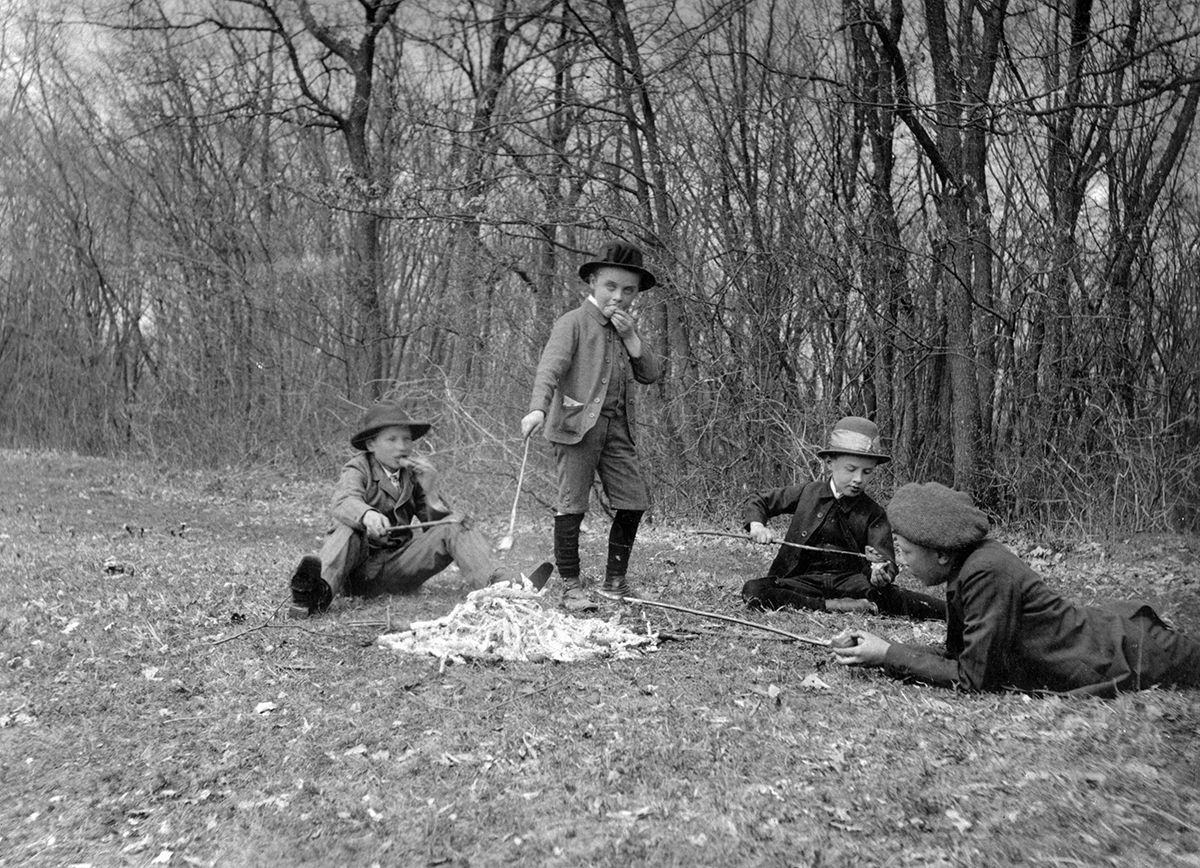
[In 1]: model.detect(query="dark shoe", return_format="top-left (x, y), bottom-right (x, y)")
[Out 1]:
top-left (599, 575), bottom-right (635, 600)
top-left (289, 555), bottom-right (332, 616)
top-left (560, 575), bottom-right (598, 612)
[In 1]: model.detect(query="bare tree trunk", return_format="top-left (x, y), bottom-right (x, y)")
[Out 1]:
top-left (866, 0), bottom-right (1007, 496)
top-left (604, 0), bottom-right (696, 466)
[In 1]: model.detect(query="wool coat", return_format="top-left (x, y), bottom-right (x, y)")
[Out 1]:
top-left (528, 300), bottom-right (662, 445)
top-left (319, 452), bottom-right (501, 597)
top-left (742, 480), bottom-right (894, 579)
top-left (882, 539), bottom-right (1200, 694)
top-left (329, 452), bottom-right (449, 543)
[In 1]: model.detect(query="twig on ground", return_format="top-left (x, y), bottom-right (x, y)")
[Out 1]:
top-left (210, 621), bottom-right (272, 646)
top-left (484, 673), bottom-right (573, 709)
top-left (209, 607), bottom-right (375, 645)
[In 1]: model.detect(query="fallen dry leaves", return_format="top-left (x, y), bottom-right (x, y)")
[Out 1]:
top-left (1, 450), bottom-right (1198, 866)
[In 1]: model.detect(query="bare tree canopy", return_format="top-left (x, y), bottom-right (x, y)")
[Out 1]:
top-left (3, 0), bottom-right (1199, 530)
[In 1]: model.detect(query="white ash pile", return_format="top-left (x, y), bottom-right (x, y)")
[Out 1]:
top-left (377, 581), bottom-right (656, 665)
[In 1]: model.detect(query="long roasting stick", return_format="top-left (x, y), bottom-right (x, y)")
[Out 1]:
top-left (620, 596), bottom-right (831, 648)
top-left (690, 529), bottom-right (872, 562)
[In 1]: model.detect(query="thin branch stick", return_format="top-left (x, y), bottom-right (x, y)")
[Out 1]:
top-left (210, 621), bottom-right (272, 646)
top-left (690, 529), bottom-right (872, 561)
top-left (383, 517), bottom-right (463, 539)
top-left (620, 597), bottom-right (831, 648)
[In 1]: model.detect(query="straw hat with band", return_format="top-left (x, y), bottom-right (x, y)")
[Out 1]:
top-left (350, 402), bottom-right (432, 451)
top-left (578, 241), bottom-right (658, 291)
top-left (816, 416), bottom-right (890, 464)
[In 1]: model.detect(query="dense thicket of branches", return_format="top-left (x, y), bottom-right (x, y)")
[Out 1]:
top-left (2, 0), bottom-right (1198, 530)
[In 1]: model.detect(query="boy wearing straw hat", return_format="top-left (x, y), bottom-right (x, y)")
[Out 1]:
top-left (833, 482), bottom-right (1200, 695)
top-left (520, 241), bottom-right (662, 607)
top-left (288, 401), bottom-right (548, 617)
top-left (740, 416), bottom-right (945, 620)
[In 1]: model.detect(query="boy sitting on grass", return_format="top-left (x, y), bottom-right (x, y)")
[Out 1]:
top-left (289, 401), bottom-right (549, 617)
top-left (740, 416), bottom-right (945, 621)
top-left (832, 481), bottom-right (1200, 695)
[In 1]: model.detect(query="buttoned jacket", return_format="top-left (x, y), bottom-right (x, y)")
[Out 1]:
top-left (528, 300), bottom-right (662, 445)
top-left (742, 479), bottom-right (894, 579)
top-left (329, 453), bottom-right (449, 543)
top-left (883, 539), bottom-right (1168, 694)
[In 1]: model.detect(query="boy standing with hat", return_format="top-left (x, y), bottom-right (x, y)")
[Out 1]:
top-left (289, 401), bottom-right (549, 616)
top-left (740, 416), bottom-right (945, 620)
top-left (833, 482), bottom-right (1200, 695)
top-left (520, 240), bottom-right (662, 607)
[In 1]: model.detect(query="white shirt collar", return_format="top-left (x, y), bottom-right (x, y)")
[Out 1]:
top-left (830, 478), bottom-right (844, 499)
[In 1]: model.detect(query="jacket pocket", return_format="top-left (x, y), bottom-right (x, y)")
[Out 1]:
top-left (559, 395), bottom-right (588, 433)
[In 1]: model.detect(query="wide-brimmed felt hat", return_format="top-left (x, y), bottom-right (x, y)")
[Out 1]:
top-left (816, 416), bottom-right (890, 463)
top-left (577, 241), bottom-right (657, 291)
top-left (887, 482), bottom-right (989, 551)
top-left (350, 402), bottom-right (432, 451)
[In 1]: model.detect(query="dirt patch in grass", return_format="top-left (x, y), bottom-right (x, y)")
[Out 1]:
top-left (2, 449), bottom-right (1199, 866)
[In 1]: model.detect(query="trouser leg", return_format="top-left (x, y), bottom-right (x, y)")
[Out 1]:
top-left (442, 524), bottom-right (501, 587)
top-left (355, 524), bottom-right (497, 596)
top-left (319, 523), bottom-right (365, 599)
top-left (742, 577), bottom-right (827, 611)
top-left (1155, 624), bottom-right (1200, 688)
top-left (606, 509), bottom-right (643, 580)
top-left (1129, 614), bottom-right (1200, 689)
top-left (594, 416), bottom-right (651, 512)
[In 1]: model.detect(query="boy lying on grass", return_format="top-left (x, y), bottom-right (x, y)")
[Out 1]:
top-left (289, 400), bottom-right (549, 617)
top-left (832, 481), bottom-right (1200, 696)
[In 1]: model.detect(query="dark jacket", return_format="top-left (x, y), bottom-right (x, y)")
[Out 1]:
top-left (883, 539), bottom-right (1186, 694)
top-left (528, 300), bottom-right (662, 445)
top-left (742, 480), bottom-right (894, 579)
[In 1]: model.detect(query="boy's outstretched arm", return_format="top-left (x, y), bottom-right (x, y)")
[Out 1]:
top-left (833, 629), bottom-right (963, 689)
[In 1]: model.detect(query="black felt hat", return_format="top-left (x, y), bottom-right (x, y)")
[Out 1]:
top-left (577, 241), bottom-right (657, 291)
top-left (350, 402), bottom-right (432, 451)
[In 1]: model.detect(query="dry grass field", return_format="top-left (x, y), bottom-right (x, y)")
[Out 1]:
top-left (2, 449), bottom-right (1198, 867)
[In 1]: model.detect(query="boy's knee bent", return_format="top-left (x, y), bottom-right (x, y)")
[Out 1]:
top-left (742, 576), bottom-right (776, 607)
